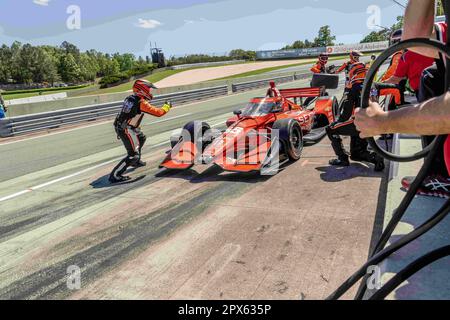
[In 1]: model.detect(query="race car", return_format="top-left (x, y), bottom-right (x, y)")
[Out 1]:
top-left (160, 76), bottom-right (339, 175)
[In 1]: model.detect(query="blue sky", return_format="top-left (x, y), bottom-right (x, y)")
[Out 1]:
top-left (0, 0), bottom-right (404, 56)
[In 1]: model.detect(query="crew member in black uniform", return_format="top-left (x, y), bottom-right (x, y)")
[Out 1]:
top-left (109, 79), bottom-right (172, 183)
top-left (326, 56), bottom-right (385, 172)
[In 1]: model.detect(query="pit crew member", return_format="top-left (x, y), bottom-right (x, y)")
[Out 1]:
top-left (109, 79), bottom-right (172, 183)
top-left (266, 81), bottom-right (281, 97)
top-left (310, 53), bottom-right (329, 74)
top-left (326, 60), bottom-right (385, 171)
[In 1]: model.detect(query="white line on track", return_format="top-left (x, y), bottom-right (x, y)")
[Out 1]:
top-left (1, 78), bottom-right (319, 202)
top-left (148, 113), bottom-right (192, 125)
top-left (0, 114), bottom-right (231, 204)
top-left (0, 121), bottom-right (112, 146)
top-left (0, 141), bottom-right (171, 204)
top-left (0, 159), bottom-right (117, 203)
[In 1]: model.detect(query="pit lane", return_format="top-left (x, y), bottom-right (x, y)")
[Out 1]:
top-left (0, 75), bottom-right (386, 300)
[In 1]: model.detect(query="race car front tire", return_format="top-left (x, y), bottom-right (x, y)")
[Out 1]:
top-left (272, 119), bottom-right (303, 161)
top-left (177, 121), bottom-right (212, 152)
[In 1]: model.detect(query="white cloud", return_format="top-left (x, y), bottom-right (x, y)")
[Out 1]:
top-left (33, 0), bottom-right (50, 6)
top-left (135, 18), bottom-right (162, 29)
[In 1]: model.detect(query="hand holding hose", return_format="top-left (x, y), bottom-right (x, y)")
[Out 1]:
top-left (354, 102), bottom-right (388, 139)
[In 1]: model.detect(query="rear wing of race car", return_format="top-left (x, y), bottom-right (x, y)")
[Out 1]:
top-left (279, 87), bottom-right (325, 99)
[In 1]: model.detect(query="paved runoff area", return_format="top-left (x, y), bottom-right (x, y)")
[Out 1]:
top-left (155, 59), bottom-right (316, 88)
top-left (0, 78), bottom-right (388, 300)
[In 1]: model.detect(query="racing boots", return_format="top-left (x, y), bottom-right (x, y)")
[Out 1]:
top-left (131, 160), bottom-right (147, 168)
top-left (329, 157), bottom-right (350, 167)
top-left (109, 174), bottom-right (131, 184)
top-left (328, 133), bottom-right (350, 167)
top-left (350, 137), bottom-right (385, 172)
top-left (373, 155), bottom-right (386, 172)
top-left (350, 152), bottom-right (385, 172)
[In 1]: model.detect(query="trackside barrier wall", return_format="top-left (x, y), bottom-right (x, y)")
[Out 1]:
top-left (231, 75), bottom-right (296, 93)
top-left (0, 86), bottom-right (228, 137)
top-left (294, 73), bottom-right (311, 81)
top-left (5, 70), bottom-right (309, 117)
top-left (0, 119), bottom-right (13, 138)
top-left (0, 71), bottom-right (313, 137)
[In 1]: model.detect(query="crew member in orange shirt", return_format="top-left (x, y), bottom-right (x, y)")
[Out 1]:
top-left (310, 53), bottom-right (329, 73)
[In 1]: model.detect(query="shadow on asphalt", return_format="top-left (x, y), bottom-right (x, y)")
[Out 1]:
top-left (155, 163), bottom-right (281, 184)
top-left (315, 162), bottom-right (385, 183)
top-left (90, 174), bottom-right (147, 189)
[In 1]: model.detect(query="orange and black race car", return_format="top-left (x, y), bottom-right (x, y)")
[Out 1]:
top-left (160, 76), bottom-right (339, 175)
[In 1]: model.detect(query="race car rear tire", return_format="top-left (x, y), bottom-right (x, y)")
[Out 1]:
top-left (172, 121), bottom-right (211, 151)
top-left (272, 119), bottom-right (303, 161)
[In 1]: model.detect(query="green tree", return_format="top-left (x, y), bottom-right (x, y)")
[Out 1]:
top-left (96, 54), bottom-right (120, 77)
top-left (360, 16), bottom-right (404, 43)
top-left (113, 53), bottom-right (135, 72)
top-left (11, 43), bottom-right (37, 84)
top-left (360, 31), bottom-right (388, 43)
top-left (292, 40), bottom-right (306, 49)
top-left (229, 49), bottom-right (256, 61)
top-left (78, 53), bottom-right (98, 81)
top-left (34, 48), bottom-right (60, 84)
top-left (313, 25), bottom-right (336, 47)
top-left (0, 45), bottom-right (12, 83)
top-left (104, 58), bottom-right (120, 76)
top-left (282, 26), bottom-right (333, 51)
top-left (60, 41), bottom-right (80, 58)
top-left (0, 41), bottom-right (161, 85)
top-left (59, 53), bottom-right (81, 83)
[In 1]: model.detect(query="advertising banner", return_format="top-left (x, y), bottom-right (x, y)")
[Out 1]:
top-left (256, 47), bottom-right (326, 60)
top-left (326, 41), bottom-right (389, 55)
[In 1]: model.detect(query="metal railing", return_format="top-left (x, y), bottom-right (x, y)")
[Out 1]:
top-left (231, 75), bottom-right (297, 93)
top-left (0, 86), bottom-right (228, 137)
top-left (0, 71), bottom-right (313, 138)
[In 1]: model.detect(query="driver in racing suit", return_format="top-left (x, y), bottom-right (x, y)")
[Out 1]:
top-left (109, 79), bottom-right (172, 183)
top-left (326, 56), bottom-right (385, 171)
top-left (266, 81), bottom-right (281, 97)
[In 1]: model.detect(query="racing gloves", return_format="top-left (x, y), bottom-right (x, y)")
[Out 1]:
top-left (162, 101), bottom-right (172, 113)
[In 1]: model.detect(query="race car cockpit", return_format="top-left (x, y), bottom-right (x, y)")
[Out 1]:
top-left (240, 99), bottom-right (283, 117)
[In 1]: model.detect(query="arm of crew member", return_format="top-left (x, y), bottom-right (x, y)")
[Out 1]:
top-left (311, 64), bottom-right (321, 73)
top-left (355, 92), bottom-right (450, 138)
top-left (385, 57), bottom-right (408, 84)
top-left (402, 0), bottom-right (439, 58)
top-left (336, 63), bottom-right (347, 73)
top-left (385, 75), bottom-right (405, 85)
top-left (140, 99), bottom-right (171, 117)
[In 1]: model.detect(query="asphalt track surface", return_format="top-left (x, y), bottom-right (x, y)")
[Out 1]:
top-left (0, 75), bottom-right (387, 300)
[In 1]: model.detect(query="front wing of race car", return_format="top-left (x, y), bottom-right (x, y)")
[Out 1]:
top-left (159, 128), bottom-right (278, 173)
